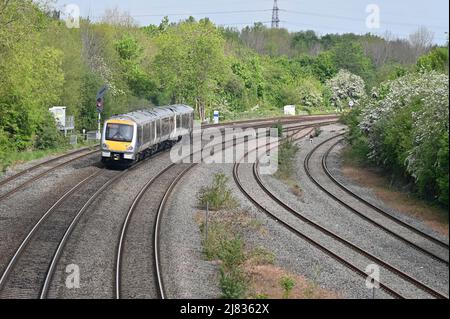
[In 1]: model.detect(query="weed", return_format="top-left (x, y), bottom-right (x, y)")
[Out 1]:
top-left (280, 276), bottom-right (296, 299)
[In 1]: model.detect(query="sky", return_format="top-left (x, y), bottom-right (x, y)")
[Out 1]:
top-left (55, 0), bottom-right (449, 44)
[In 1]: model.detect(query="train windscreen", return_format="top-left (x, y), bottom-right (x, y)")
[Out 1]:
top-left (105, 123), bottom-right (133, 142)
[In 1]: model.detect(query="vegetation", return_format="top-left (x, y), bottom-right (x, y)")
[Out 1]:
top-left (1, 1), bottom-right (446, 170)
top-left (344, 66), bottom-right (449, 208)
top-left (280, 276), bottom-right (296, 299)
top-left (197, 173), bottom-right (238, 210)
top-left (275, 138), bottom-right (300, 180)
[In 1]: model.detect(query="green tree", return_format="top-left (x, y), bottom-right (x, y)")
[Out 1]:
top-left (153, 19), bottom-right (227, 120)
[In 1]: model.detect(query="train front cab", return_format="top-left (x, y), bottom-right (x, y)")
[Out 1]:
top-left (101, 119), bottom-right (137, 164)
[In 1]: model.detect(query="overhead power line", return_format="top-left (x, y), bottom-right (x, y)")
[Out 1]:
top-left (281, 9), bottom-right (448, 30)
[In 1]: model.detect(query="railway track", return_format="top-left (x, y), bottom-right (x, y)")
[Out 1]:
top-left (0, 149), bottom-right (168, 299)
top-left (323, 137), bottom-right (449, 250)
top-left (0, 147), bottom-right (100, 202)
top-left (0, 117), bottom-right (336, 299)
top-left (0, 117), bottom-right (336, 204)
top-left (202, 114), bottom-right (339, 129)
top-left (0, 146), bottom-right (97, 188)
top-left (304, 135), bottom-right (449, 265)
top-left (249, 130), bottom-right (448, 299)
top-left (115, 163), bottom-right (194, 299)
top-left (233, 128), bottom-right (404, 299)
top-left (114, 122), bottom-right (317, 299)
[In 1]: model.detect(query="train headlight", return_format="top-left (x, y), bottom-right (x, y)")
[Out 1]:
top-left (102, 143), bottom-right (108, 150)
top-left (127, 145), bottom-right (134, 151)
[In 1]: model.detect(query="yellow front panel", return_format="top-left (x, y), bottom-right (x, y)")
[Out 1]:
top-left (105, 140), bottom-right (130, 152)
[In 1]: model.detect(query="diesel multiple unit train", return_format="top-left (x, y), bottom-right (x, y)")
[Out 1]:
top-left (101, 104), bottom-right (194, 165)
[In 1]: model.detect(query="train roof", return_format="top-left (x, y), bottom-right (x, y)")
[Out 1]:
top-left (108, 104), bottom-right (193, 124)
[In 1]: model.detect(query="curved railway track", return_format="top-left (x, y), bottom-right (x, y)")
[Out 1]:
top-left (232, 129), bottom-right (405, 299)
top-left (250, 131), bottom-right (448, 299)
top-left (0, 146), bottom-right (97, 188)
top-left (0, 149), bottom-right (166, 299)
top-left (304, 135), bottom-right (449, 265)
top-left (115, 163), bottom-right (194, 299)
top-left (0, 147), bottom-right (100, 202)
top-left (323, 137), bottom-right (449, 249)
top-left (114, 122), bottom-right (321, 299)
top-left (0, 117), bottom-right (337, 299)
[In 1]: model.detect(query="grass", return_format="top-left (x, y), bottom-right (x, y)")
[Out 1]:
top-left (341, 144), bottom-right (449, 235)
top-left (280, 276), bottom-right (296, 299)
top-left (275, 138), bottom-right (299, 181)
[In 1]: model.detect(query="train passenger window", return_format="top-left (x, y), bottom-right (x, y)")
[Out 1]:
top-left (162, 117), bottom-right (170, 136)
top-left (137, 126), bottom-right (143, 144)
top-left (156, 119), bottom-right (161, 136)
top-left (150, 121), bottom-right (154, 141)
top-left (143, 123), bottom-right (150, 141)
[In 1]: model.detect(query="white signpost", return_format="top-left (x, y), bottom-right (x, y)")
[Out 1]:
top-left (213, 110), bottom-right (219, 124)
top-left (49, 106), bottom-right (75, 136)
top-left (284, 105), bottom-right (296, 116)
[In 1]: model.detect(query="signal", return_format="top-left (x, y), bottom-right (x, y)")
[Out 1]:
top-left (96, 97), bottom-right (104, 113)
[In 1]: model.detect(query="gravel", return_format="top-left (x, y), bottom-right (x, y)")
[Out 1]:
top-left (259, 123), bottom-right (448, 297)
top-left (326, 141), bottom-right (449, 245)
top-left (0, 151), bottom-right (100, 279)
top-left (45, 151), bottom-right (174, 299)
top-left (297, 126), bottom-right (448, 294)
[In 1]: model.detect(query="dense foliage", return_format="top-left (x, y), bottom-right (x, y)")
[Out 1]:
top-left (345, 70), bottom-right (449, 207)
top-left (0, 1), bottom-right (446, 168)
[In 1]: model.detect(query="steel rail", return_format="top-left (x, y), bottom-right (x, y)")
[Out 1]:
top-left (304, 134), bottom-right (449, 265)
top-left (252, 135), bottom-right (448, 299)
top-left (322, 137), bottom-right (449, 249)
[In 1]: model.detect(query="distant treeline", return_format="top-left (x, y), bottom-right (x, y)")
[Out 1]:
top-left (0, 1), bottom-right (448, 162)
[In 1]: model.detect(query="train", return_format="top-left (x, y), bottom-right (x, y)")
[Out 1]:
top-left (101, 104), bottom-right (194, 165)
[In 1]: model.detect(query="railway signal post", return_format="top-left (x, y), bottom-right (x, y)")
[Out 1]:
top-left (96, 85), bottom-right (108, 140)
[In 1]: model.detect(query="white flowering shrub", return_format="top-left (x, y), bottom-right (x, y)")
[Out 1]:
top-left (359, 71), bottom-right (449, 205)
top-left (326, 69), bottom-right (366, 110)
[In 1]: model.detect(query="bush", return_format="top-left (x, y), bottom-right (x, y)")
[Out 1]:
top-left (197, 173), bottom-right (238, 210)
top-left (219, 267), bottom-right (247, 299)
top-left (276, 138), bottom-right (299, 180)
top-left (358, 71), bottom-right (449, 206)
top-left (217, 237), bottom-right (247, 299)
top-left (34, 112), bottom-right (66, 150)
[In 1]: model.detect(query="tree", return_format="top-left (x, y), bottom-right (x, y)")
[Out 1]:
top-left (416, 47), bottom-right (449, 74)
top-left (330, 42), bottom-right (375, 87)
top-left (409, 26), bottom-right (434, 60)
top-left (359, 71), bottom-right (449, 205)
top-left (153, 19), bottom-right (227, 120)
